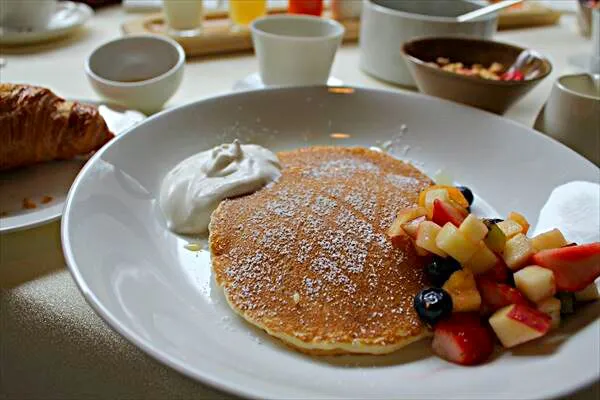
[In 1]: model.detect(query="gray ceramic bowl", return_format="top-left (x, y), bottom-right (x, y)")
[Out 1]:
top-left (402, 36), bottom-right (552, 114)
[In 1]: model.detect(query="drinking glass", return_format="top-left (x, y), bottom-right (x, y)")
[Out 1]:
top-left (288, 0), bottom-right (323, 16)
top-left (163, 0), bottom-right (203, 36)
top-left (230, 0), bottom-right (267, 29)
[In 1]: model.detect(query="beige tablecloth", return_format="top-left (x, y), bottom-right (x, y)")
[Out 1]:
top-left (1, 5), bottom-right (599, 399)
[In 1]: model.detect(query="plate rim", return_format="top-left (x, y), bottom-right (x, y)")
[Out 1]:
top-left (61, 85), bottom-right (600, 399)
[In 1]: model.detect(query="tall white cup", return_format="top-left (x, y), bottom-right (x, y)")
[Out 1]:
top-left (0, 0), bottom-right (57, 30)
top-left (250, 15), bottom-right (345, 86)
top-left (163, 0), bottom-right (203, 35)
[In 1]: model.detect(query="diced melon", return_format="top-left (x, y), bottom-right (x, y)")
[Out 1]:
top-left (537, 297), bottom-right (561, 330)
top-left (424, 189), bottom-right (450, 217)
top-left (458, 214), bottom-right (489, 242)
top-left (503, 234), bottom-right (535, 270)
top-left (442, 269), bottom-right (481, 312)
top-left (514, 265), bottom-right (556, 303)
top-left (531, 229), bottom-right (568, 251)
top-left (415, 221), bottom-right (447, 257)
top-left (484, 223), bottom-right (507, 253)
top-left (464, 242), bottom-right (497, 274)
top-left (497, 220), bottom-right (524, 239)
top-left (435, 223), bottom-right (479, 264)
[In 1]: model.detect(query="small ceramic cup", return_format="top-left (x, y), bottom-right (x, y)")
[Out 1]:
top-left (0, 0), bottom-right (57, 30)
top-left (250, 15), bottom-right (345, 86)
top-left (85, 35), bottom-right (185, 114)
top-left (541, 74), bottom-right (600, 166)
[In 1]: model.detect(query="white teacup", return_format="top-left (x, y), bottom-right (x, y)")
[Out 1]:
top-left (0, 0), bottom-right (57, 30)
top-left (250, 15), bottom-right (345, 86)
top-left (540, 74), bottom-right (600, 166)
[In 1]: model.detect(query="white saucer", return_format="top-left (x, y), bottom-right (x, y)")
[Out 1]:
top-left (0, 1), bottom-right (93, 46)
top-left (233, 72), bottom-right (343, 91)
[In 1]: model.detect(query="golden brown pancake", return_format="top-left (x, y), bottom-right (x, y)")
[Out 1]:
top-left (210, 147), bottom-right (433, 355)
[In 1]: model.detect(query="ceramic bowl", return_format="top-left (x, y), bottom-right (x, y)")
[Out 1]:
top-left (359, 0), bottom-right (497, 87)
top-left (402, 36), bottom-right (552, 114)
top-left (85, 35), bottom-right (185, 114)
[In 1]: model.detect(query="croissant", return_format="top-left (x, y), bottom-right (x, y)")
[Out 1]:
top-left (0, 83), bottom-right (114, 171)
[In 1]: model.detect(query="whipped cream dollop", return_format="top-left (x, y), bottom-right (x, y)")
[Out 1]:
top-left (159, 140), bottom-right (281, 234)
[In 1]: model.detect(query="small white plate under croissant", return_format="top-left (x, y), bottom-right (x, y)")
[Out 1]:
top-left (0, 84), bottom-right (145, 234)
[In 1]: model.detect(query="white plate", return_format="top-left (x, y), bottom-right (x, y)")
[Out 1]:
top-left (0, 102), bottom-right (145, 234)
top-left (233, 72), bottom-right (343, 91)
top-left (62, 87), bottom-right (600, 399)
top-left (0, 1), bottom-right (93, 46)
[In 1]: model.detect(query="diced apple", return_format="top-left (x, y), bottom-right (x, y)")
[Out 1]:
top-left (419, 185), bottom-right (469, 210)
top-left (537, 297), bottom-right (561, 330)
top-left (531, 229), bottom-right (568, 252)
top-left (464, 242), bottom-right (497, 274)
top-left (436, 223), bottom-right (480, 264)
top-left (489, 304), bottom-right (552, 348)
top-left (413, 241), bottom-right (430, 257)
top-left (402, 215), bottom-right (426, 239)
top-left (443, 269), bottom-right (481, 312)
top-left (394, 206), bottom-right (429, 226)
top-left (531, 243), bottom-right (600, 292)
top-left (388, 219), bottom-right (409, 248)
top-left (415, 221), bottom-right (447, 257)
top-left (477, 278), bottom-right (531, 314)
top-left (497, 220), bottom-right (524, 239)
top-left (508, 212), bottom-right (530, 234)
top-left (431, 199), bottom-right (466, 228)
top-left (574, 280), bottom-right (600, 302)
top-left (503, 234), bottom-right (535, 270)
top-left (459, 214), bottom-right (489, 242)
top-left (484, 223), bottom-right (507, 254)
top-left (388, 207), bottom-right (428, 246)
top-left (514, 265), bottom-right (556, 303)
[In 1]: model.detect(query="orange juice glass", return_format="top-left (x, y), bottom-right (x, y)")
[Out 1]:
top-left (229, 0), bottom-right (267, 27)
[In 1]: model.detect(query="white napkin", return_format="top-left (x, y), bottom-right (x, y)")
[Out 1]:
top-left (533, 181), bottom-right (600, 245)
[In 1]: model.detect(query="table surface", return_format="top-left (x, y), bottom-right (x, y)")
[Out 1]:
top-left (1, 5), bottom-right (599, 400)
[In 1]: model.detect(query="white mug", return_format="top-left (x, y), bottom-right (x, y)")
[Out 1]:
top-left (250, 15), bottom-right (345, 86)
top-left (541, 74), bottom-right (600, 166)
top-left (0, 0), bottom-right (57, 30)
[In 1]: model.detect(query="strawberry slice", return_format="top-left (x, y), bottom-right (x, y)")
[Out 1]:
top-left (531, 243), bottom-right (600, 292)
top-left (479, 257), bottom-right (510, 283)
top-left (432, 312), bottom-right (495, 366)
top-left (477, 278), bottom-right (531, 314)
top-left (432, 199), bottom-right (466, 228)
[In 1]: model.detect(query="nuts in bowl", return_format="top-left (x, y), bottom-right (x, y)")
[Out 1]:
top-left (401, 37), bottom-right (552, 114)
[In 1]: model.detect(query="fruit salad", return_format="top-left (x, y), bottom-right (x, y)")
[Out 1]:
top-left (388, 185), bottom-right (600, 365)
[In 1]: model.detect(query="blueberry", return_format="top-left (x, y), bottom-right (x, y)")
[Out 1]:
top-left (456, 186), bottom-right (474, 206)
top-left (557, 292), bottom-right (576, 315)
top-left (414, 288), bottom-right (453, 326)
top-left (425, 256), bottom-right (461, 287)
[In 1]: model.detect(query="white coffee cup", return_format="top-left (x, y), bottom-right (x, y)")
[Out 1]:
top-left (0, 0), bottom-right (57, 30)
top-left (250, 15), bottom-right (345, 86)
top-left (541, 74), bottom-right (600, 166)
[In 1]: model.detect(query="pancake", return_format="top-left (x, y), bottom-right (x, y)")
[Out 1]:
top-left (209, 147), bottom-right (434, 355)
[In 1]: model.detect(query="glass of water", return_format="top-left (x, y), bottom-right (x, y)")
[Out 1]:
top-left (163, 0), bottom-right (203, 36)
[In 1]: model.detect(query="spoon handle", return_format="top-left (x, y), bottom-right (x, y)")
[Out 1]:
top-left (457, 0), bottom-right (524, 22)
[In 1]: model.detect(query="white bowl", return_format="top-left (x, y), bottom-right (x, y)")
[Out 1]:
top-left (85, 35), bottom-right (185, 114)
top-left (359, 0), bottom-right (497, 87)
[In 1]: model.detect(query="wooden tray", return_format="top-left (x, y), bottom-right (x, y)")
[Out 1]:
top-left (122, 1), bottom-right (561, 58)
top-left (122, 8), bottom-right (359, 58)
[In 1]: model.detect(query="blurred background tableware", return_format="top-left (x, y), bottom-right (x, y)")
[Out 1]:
top-left (288, 0), bottom-right (324, 16)
top-left (85, 35), bottom-right (185, 114)
top-left (457, 0), bottom-right (523, 22)
top-left (536, 73), bottom-right (600, 166)
top-left (163, 0), bottom-right (203, 36)
top-left (0, 0), bottom-right (57, 30)
top-left (402, 36), bottom-right (552, 114)
top-left (591, 7), bottom-right (600, 73)
top-left (331, 0), bottom-right (362, 20)
top-left (250, 14), bottom-right (344, 86)
top-left (229, 0), bottom-right (267, 29)
top-left (576, 0), bottom-right (598, 37)
top-left (359, 0), bottom-right (498, 87)
top-left (0, 1), bottom-right (93, 46)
